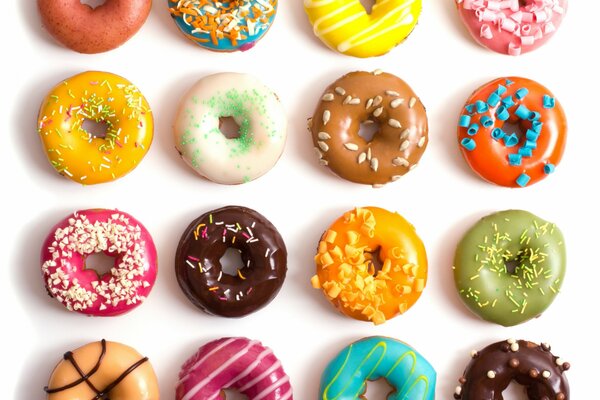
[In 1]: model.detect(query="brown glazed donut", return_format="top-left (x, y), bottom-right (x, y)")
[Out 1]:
top-left (175, 206), bottom-right (287, 318)
top-left (309, 70), bottom-right (428, 187)
top-left (454, 339), bottom-right (570, 400)
top-left (45, 340), bottom-right (159, 400)
top-left (38, 0), bottom-right (152, 54)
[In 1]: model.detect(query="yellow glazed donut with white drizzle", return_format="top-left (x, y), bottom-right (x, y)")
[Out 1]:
top-left (304, 0), bottom-right (422, 58)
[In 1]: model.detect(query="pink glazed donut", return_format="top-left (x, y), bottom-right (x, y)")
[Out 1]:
top-left (176, 337), bottom-right (293, 400)
top-left (41, 209), bottom-right (158, 316)
top-left (455, 0), bottom-right (568, 55)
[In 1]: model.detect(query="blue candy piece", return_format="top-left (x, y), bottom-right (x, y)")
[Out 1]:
top-left (459, 115), bottom-right (471, 128)
top-left (487, 92), bottom-right (501, 107)
top-left (515, 105), bottom-right (530, 120)
top-left (503, 133), bottom-right (519, 147)
top-left (515, 88), bottom-right (529, 100)
top-left (543, 95), bottom-right (555, 109)
top-left (468, 123), bottom-right (479, 136)
top-left (508, 154), bottom-right (522, 166)
top-left (496, 106), bottom-right (510, 121)
top-left (480, 116), bottom-right (494, 128)
top-left (496, 85), bottom-right (507, 95)
top-left (518, 147), bottom-right (533, 157)
top-left (461, 138), bottom-right (476, 151)
top-left (528, 111), bottom-right (541, 121)
top-left (319, 336), bottom-right (437, 400)
top-left (526, 129), bottom-right (540, 141)
top-left (475, 100), bottom-right (489, 114)
top-left (544, 163), bottom-right (556, 174)
top-left (516, 173), bottom-right (531, 187)
top-left (532, 121), bottom-right (543, 133)
top-left (501, 96), bottom-right (515, 108)
top-left (506, 79), bottom-right (515, 86)
top-left (465, 104), bottom-right (475, 113)
top-left (524, 140), bottom-right (537, 149)
top-left (491, 128), bottom-right (505, 140)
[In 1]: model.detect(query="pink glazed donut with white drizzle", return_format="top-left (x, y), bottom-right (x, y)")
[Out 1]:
top-left (176, 337), bottom-right (293, 400)
top-left (455, 0), bottom-right (568, 55)
top-left (41, 209), bottom-right (158, 316)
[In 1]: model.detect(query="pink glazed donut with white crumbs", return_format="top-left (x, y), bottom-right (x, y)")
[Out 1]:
top-left (41, 209), bottom-right (157, 316)
top-left (455, 0), bottom-right (568, 55)
top-left (177, 337), bottom-right (293, 400)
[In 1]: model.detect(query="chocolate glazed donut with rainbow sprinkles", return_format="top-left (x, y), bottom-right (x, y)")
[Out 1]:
top-left (168, 0), bottom-right (278, 51)
top-left (175, 206), bottom-right (287, 317)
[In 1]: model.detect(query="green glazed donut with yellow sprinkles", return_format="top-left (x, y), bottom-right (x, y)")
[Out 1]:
top-left (453, 210), bottom-right (566, 327)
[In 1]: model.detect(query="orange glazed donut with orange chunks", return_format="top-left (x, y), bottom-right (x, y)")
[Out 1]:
top-left (311, 207), bottom-right (428, 325)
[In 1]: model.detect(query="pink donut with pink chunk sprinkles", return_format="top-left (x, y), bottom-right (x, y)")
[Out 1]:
top-left (41, 209), bottom-right (157, 316)
top-left (177, 337), bottom-right (293, 400)
top-left (455, 0), bottom-right (568, 55)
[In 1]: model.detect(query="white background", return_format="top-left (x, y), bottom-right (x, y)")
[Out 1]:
top-left (1, 1), bottom-right (598, 399)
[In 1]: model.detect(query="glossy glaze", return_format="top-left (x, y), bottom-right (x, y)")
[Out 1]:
top-left (320, 336), bottom-right (436, 400)
top-left (457, 77), bottom-right (567, 188)
top-left (312, 207), bottom-right (427, 325)
top-left (309, 71), bottom-right (428, 187)
top-left (38, 0), bottom-right (152, 53)
top-left (175, 206), bottom-right (287, 317)
top-left (41, 209), bottom-right (158, 316)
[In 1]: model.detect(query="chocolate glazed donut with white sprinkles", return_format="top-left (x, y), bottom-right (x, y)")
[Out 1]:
top-left (175, 206), bottom-right (287, 317)
top-left (308, 70), bottom-right (428, 187)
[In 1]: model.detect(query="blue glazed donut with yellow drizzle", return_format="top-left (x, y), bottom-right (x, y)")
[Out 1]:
top-left (320, 336), bottom-right (436, 399)
top-left (168, 0), bottom-right (278, 52)
top-left (304, 0), bottom-right (422, 58)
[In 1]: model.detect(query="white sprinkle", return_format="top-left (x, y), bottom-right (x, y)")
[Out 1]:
top-left (186, 260), bottom-right (196, 269)
top-left (390, 98), bottom-right (404, 108)
top-left (470, 350), bottom-right (478, 358)
top-left (318, 141), bottom-right (329, 152)
top-left (348, 98), bottom-right (361, 105)
top-left (409, 163), bottom-right (418, 171)
top-left (455, 386), bottom-right (462, 396)
top-left (358, 153), bottom-right (367, 164)
top-left (409, 97), bottom-right (417, 108)
top-left (542, 370), bottom-right (551, 379)
top-left (322, 93), bottom-right (334, 102)
top-left (314, 147), bottom-right (323, 159)
top-left (370, 158), bottom-right (379, 172)
top-left (510, 343), bottom-right (519, 352)
top-left (366, 98), bottom-right (374, 109)
top-left (265, 248), bottom-right (271, 257)
top-left (418, 136), bottom-right (427, 148)
top-left (391, 175), bottom-right (402, 182)
top-left (63, 169), bottom-right (73, 177)
top-left (367, 147), bottom-right (372, 161)
top-left (344, 143), bottom-right (359, 151)
top-left (386, 90), bottom-right (400, 97)
top-left (319, 159), bottom-right (328, 166)
top-left (399, 140), bottom-right (410, 151)
top-left (373, 107), bottom-right (383, 117)
top-left (373, 69), bottom-right (383, 75)
top-left (373, 96), bottom-right (383, 107)
top-left (318, 131), bottom-right (331, 140)
top-left (343, 95), bottom-right (352, 105)
top-left (392, 157), bottom-right (409, 167)
top-left (556, 358), bottom-right (565, 366)
top-left (335, 87), bottom-right (346, 96)
top-left (400, 128), bottom-right (411, 139)
top-left (323, 110), bottom-right (331, 125)
top-left (487, 371), bottom-right (496, 379)
top-left (218, 271), bottom-right (223, 281)
top-left (507, 338), bottom-right (516, 344)
top-left (388, 119), bottom-right (402, 129)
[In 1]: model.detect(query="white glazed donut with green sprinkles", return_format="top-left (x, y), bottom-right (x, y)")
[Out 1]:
top-left (174, 72), bottom-right (287, 184)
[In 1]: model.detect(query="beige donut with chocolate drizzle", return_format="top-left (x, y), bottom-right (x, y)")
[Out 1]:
top-left (309, 70), bottom-right (428, 186)
top-left (45, 340), bottom-right (159, 400)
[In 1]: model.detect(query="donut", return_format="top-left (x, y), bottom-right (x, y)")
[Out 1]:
top-left (454, 339), bottom-right (570, 399)
top-left (38, 0), bottom-right (152, 54)
top-left (453, 210), bottom-right (566, 327)
top-left (38, 71), bottom-right (154, 185)
top-left (45, 339), bottom-right (158, 399)
top-left (321, 336), bottom-right (436, 399)
top-left (455, 0), bottom-right (568, 56)
top-left (309, 70), bottom-right (428, 187)
top-left (457, 77), bottom-right (566, 188)
top-left (304, 0), bottom-right (422, 58)
top-left (176, 337), bottom-right (293, 400)
top-left (41, 209), bottom-right (158, 316)
top-left (174, 72), bottom-right (287, 184)
top-left (168, 0), bottom-right (278, 52)
top-left (175, 206), bottom-right (287, 317)
top-left (311, 207), bottom-right (427, 325)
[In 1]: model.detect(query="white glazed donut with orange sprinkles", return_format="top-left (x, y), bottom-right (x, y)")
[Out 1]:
top-left (41, 209), bottom-right (158, 316)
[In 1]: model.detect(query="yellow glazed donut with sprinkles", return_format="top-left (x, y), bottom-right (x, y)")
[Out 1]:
top-left (37, 71), bottom-right (153, 185)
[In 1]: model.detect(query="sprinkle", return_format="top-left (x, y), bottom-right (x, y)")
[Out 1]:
top-left (491, 128), bottom-right (505, 141)
top-left (542, 370), bottom-right (551, 379)
top-left (461, 138), bottom-right (476, 151)
top-left (515, 105), bottom-right (530, 120)
top-left (487, 371), bottom-right (496, 379)
top-left (399, 128), bottom-right (411, 139)
top-left (323, 110), bottom-right (331, 125)
top-left (318, 141), bottom-right (329, 152)
top-left (480, 116), bottom-right (493, 128)
top-left (237, 270), bottom-right (246, 280)
top-left (417, 137), bottom-right (426, 148)
top-left (186, 260), bottom-right (196, 269)
top-left (467, 123), bottom-right (479, 136)
top-left (399, 140), bottom-right (410, 151)
top-left (516, 173), bottom-right (531, 187)
top-left (392, 157), bottom-right (409, 167)
top-left (503, 133), bottom-right (519, 147)
top-left (370, 158), bottom-right (379, 172)
top-left (318, 132), bottom-right (331, 140)
top-left (543, 95), bottom-right (555, 109)
top-left (373, 107), bottom-right (383, 117)
top-left (358, 153), bottom-right (367, 164)
top-left (390, 98), bottom-right (404, 108)
top-left (366, 98), bottom-right (374, 109)
top-left (344, 143), bottom-right (359, 151)
top-left (409, 97), bottom-right (417, 108)
top-left (502, 96), bottom-right (515, 108)
top-left (388, 119), bottom-right (401, 129)
top-left (544, 163), bottom-right (556, 174)
top-left (487, 92), bottom-right (501, 107)
top-left (518, 147), bottom-right (533, 157)
top-left (508, 154), bottom-right (522, 166)
top-left (528, 111), bottom-right (541, 121)
top-left (335, 87), bottom-right (346, 96)
top-left (458, 115), bottom-right (471, 127)
top-left (322, 93), bottom-right (334, 102)
top-left (475, 100), bottom-right (488, 113)
top-left (515, 88), bottom-right (529, 99)
top-left (372, 69), bottom-right (383, 75)
top-left (526, 129), bottom-right (540, 141)
top-left (496, 106), bottom-right (510, 121)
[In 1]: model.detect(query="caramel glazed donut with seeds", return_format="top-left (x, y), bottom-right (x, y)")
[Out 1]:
top-left (309, 70), bottom-right (428, 187)
top-left (454, 339), bottom-right (570, 400)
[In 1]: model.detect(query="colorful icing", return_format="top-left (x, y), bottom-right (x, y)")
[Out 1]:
top-left (41, 209), bottom-right (158, 316)
top-left (304, 0), bottom-right (422, 58)
top-left (320, 336), bottom-right (436, 400)
top-left (174, 72), bottom-right (287, 184)
top-left (311, 207), bottom-right (428, 325)
top-left (176, 337), bottom-right (293, 400)
top-left (453, 210), bottom-right (566, 327)
top-left (168, 0), bottom-right (278, 51)
top-left (37, 71), bottom-right (153, 185)
top-left (455, 0), bottom-right (568, 55)
top-left (457, 77), bottom-right (567, 188)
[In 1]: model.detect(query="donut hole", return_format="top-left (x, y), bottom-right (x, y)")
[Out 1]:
top-left (80, 0), bottom-right (107, 9)
top-left (82, 118), bottom-right (109, 139)
top-left (219, 248), bottom-right (245, 277)
top-left (359, 0), bottom-right (376, 14)
top-left (504, 381), bottom-right (529, 399)
top-left (84, 251), bottom-right (115, 277)
top-left (358, 120), bottom-right (380, 143)
top-left (365, 247), bottom-right (384, 275)
top-left (363, 378), bottom-right (395, 398)
top-left (501, 121), bottom-right (526, 144)
top-left (505, 258), bottom-right (520, 274)
top-left (219, 117), bottom-right (241, 139)
top-left (223, 389), bottom-right (249, 400)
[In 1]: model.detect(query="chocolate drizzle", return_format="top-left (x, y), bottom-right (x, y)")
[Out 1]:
top-left (44, 339), bottom-right (149, 399)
